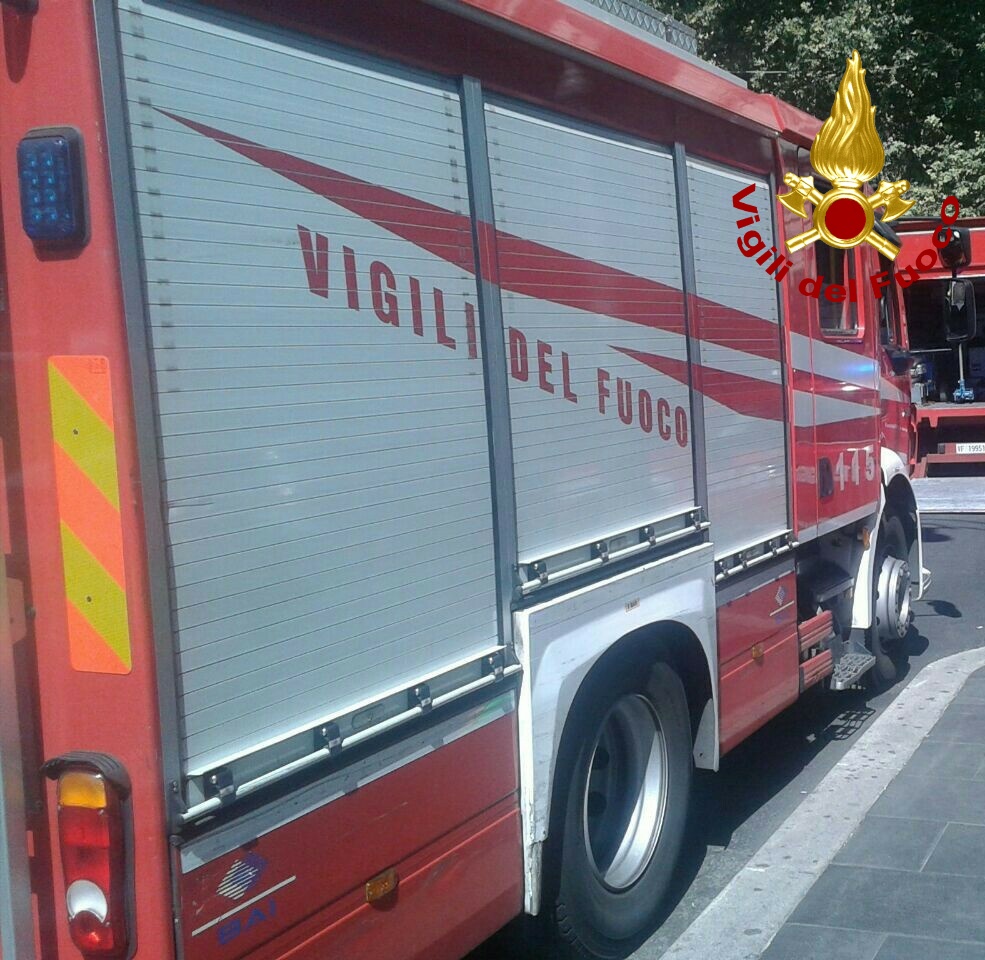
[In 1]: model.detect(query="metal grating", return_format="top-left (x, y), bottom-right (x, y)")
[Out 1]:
top-left (582, 0), bottom-right (698, 55)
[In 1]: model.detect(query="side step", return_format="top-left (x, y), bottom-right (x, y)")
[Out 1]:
top-left (799, 610), bottom-right (835, 657)
top-left (797, 610), bottom-right (877, 691)
top-left (831, 651), bottom-right (876, 691)
top-left (800, 649), bottom-right (833, 691)
top-left (798, 610), bottom-right (835, 692)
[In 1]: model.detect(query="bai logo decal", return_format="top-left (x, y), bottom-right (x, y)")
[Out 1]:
top-left (733, 51), bottom-right (961, 300)
top-left (216, 852), bottom-right (267, 901)
top-left (217, 900), bottom-right (277, 947)
top-left (190, 853), bottom-right (296, 948)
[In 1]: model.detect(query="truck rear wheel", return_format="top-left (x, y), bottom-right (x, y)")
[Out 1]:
top-left (550, 660), bottom-right (692, 959)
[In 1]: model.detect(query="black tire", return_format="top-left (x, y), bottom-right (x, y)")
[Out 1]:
top-left (866, 513), bottom-right (910, 689)
top-left (548, 660), bottom-right (692, 959)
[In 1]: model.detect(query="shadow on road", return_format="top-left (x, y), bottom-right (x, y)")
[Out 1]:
top-left (684, 687), bottom-right (872, 855)
top-left (926, 599), bottom-right (962, 619)
top-left (472, 626), bottom-right (929, 960)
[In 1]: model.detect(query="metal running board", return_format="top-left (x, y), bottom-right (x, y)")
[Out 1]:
top-left (831, 652), bottom-right (876, 690)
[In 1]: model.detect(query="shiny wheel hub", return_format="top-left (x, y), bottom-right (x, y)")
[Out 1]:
top-left (582, 693), bottom-right (669, 890)
top-left (876, 555), bottom-right (911, 641)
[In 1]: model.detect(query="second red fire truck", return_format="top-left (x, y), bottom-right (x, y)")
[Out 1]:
top-left (897, 217), bottom-right (985, 476)
top-left (0, 1), bottom-right (932, 959)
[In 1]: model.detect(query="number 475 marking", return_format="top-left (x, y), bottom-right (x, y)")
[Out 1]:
top-left (834, 447), bottom-right (877, 491)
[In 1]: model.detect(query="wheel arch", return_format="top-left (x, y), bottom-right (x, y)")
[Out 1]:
top-left (572, 620), bottom-right (714, 765)
top-left (885, 472), bottom-right (918, 551)
top-left (514, 545), bottom-right (718, 915)
top-left (853, 454), bottom-right (925, 629)
top-left (538, 618), bottom-right (712, 913)
top-left (545, 618), bottom-right (713, 843)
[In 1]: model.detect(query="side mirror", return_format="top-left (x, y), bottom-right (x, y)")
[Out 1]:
top-left (938, 226), bottom-right (972, 270)
top-left (944, 278), bottom-right (977, 343)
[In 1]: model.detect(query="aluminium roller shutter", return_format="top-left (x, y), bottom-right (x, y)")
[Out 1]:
top-left (115, 0), bottom-right (499, 778)
top-left (484, 102), bottom-right (697, 565)
top-left (686, 161), bottom-right (789, 557)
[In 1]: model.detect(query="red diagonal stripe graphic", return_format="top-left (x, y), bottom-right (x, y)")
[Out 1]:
top-left (160, 110), bottom-right (782, 361)
top-left (794, 418), bottom-right (878, 445)
top-left (791, 367), bottom-right (878, 405)
top-left (613, 346), bottom-right (785, 421)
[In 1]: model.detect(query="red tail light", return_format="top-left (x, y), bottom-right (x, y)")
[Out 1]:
top-left (43, 754), bottom-right (134, 959)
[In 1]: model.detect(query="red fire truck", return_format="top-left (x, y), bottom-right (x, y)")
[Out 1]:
top-left (0, 2), bottom-right (929, 960)
top-left (897, 217), bottom-right (985, 476)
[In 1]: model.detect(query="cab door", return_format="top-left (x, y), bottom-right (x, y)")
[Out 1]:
top-left (808, 242), bottom-right (880, 533)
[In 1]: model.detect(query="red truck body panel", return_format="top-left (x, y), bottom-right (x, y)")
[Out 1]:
top-left (0, 3), bottom-right (174, 957)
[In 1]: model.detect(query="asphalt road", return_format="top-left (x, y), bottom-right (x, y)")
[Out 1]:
top-left (471, 513), bottom-right (985, 960)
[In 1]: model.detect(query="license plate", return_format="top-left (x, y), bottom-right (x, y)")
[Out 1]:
top-left (956, 442), bottom-right (985, 455)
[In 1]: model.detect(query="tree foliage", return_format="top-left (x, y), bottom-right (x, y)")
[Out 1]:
top-left (653, 0), bottom-right (985, 215)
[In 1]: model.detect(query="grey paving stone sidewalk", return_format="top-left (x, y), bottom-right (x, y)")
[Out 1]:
top-left (762, 667), bottom-right (985, 960)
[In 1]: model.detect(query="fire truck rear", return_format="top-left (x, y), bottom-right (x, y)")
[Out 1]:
top-left (0, 2), bottom-right (927, 959)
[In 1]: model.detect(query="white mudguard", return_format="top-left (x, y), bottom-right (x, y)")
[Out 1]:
top-left (852, 448), bottom-right (927, 631)
top-left (513, 542), bottom-right (717, 913)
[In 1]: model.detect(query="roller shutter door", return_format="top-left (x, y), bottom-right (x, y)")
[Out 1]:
top-left (686, 161), bottom-right (789, 557)
top-left (485, 103), bottom-right (697, 564)
top-left (116, 0), bottom-right (499, 779)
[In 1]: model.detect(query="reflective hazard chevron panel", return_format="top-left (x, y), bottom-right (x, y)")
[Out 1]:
top-left (48, 356), bottom-right (131, 674)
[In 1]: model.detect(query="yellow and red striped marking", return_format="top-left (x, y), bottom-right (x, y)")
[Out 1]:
top-left (48, 356), bottom-right (131, 674)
